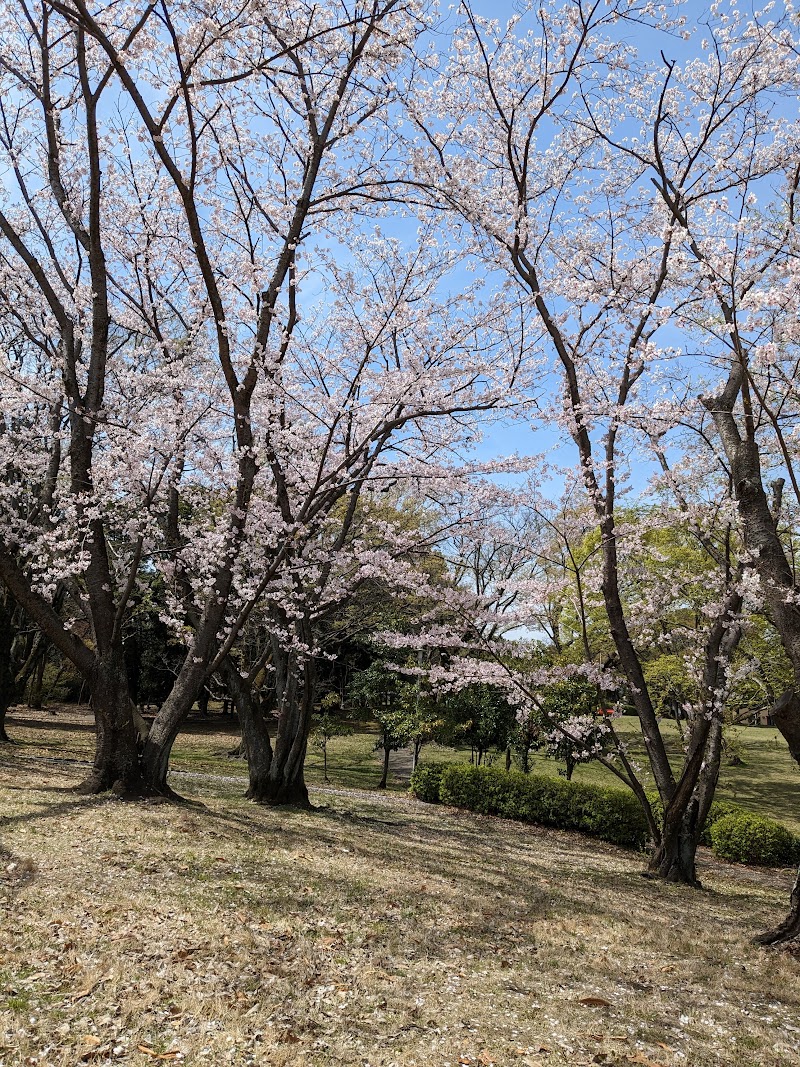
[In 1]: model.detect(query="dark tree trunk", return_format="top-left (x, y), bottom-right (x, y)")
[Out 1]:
top-left (703, 388), bottom-right (800, 941)
top-left (505, 745), bottom-right (512, 772)
top-left (246, 630), bottom-right (314, 807)
top-left (755, 866), bottom-right (800, 946)
top-left (28, 652), bottom-right (46, 710)
top-left (413, 739), bottom-right (422, 771)
top-left (646, 589), bottom-right (742, 885)
top-left (0, 598), bottom-right (14, 743)
top-left (219, 659), bottom-right (275, 799)
top-left (379, 743), bottom-right (391, 789)
top-left (80, 648), bottom-right (143, 795)
top-left (647, 802), bottom-right (701, 885)
top-left (756, 690), bottom-right (800, 945)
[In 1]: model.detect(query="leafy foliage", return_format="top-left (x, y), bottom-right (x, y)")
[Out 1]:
top-left (710, 813), bottom-right (800, 868)
top-left (411, 762), bottom-right (649, 850)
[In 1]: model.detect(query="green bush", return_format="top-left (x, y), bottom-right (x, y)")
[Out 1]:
top-left (412, 762), bottom-right (648, 850)
top-left (408, 761), bottom-right (448, 803)
top-left (709, 812), bottom-right (799, 867)
top-left (700, 799), bottom-right (748, 845)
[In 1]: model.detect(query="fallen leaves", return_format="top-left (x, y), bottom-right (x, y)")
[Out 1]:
top-left (136, 1045), bottom-right (181, 1060)
top-left (624, 1055), bottom-right (669, 1067)
top-left (71, 973), bottom-right (113, 1002)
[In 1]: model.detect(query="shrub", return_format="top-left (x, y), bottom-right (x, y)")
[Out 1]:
top-left (414, 762), bottom-right (649, 850)
top-left (409, 761), bottom-right (448, 803)
top-left (700, 799), bottom-right (748, 845)
top-left (710, 812), bottom-right (799, 867)
top-left (438, 764), bottom-right (485, 810)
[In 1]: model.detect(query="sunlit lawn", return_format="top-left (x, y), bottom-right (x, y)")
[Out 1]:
top-left (4, 704), bottom-right (799, 833)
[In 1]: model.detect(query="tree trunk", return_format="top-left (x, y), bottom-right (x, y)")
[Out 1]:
top-left (220, 662), bottom-right (274, 799)
top-left (647, 800), bottom-right (701, 885)
top-left (140, 659), bottom-right (206, 796)
top-left (756, 690), bottom-right (800, 945)
top-left (246, 634), bottom-right (314, 807)
top-left (755, 866), bottom-right (800, 946)
top-left (28, 653), bottom-right (45, 710)
top-left (80, 648), bottom-right (143, 795)
top-left (379, 742), bottom-right (391, 789)
top-left (413, 740), bottom-right (422, 771)
top-left (0, 599), bottom-right (14, 743)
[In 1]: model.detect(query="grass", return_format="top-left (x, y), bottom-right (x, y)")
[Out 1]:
top-left (5, 705), bottom-right (800, 834)
top-left (1, 707), bottom-right (800, 1066)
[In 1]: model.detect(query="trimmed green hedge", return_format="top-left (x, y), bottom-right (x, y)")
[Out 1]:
top-left (710, 812), bottom-right (799, 868)
top-left (410, 763), bottom-right (800, 866)
top-left (410, 762), bottom-right (648, 850)
top-left (409, 761), bottom-right (447, 803)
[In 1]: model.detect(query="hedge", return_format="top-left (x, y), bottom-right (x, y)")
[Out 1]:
top-left (408, 761), bottom-right (447, 803)
top-left (410, 762), bottom-right (800, 866)
top-left (409, 762), bottom-right (649, 850)
top-left (709, 812), bottom-right (800, 867)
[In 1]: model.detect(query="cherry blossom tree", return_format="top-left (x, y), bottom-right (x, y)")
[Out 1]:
top-left (614, 4), bottom-right (800, 939)
top-left (403, 0), bottom-right (771, 883)
top-left (0, 0), bottom-right (520, 800)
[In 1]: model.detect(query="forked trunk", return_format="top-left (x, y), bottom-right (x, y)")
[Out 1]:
top-left (220, 659), bottom-right (274, 799)
top-left (80, 649), bottom-right (143, 795)
top-left (647, 812), bottom-right (701, 886)
top-left (246, 638), bottom-right (314, 807)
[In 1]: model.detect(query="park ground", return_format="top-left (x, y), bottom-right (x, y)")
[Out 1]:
top-left (1, 706), bottom-right (799, 1066)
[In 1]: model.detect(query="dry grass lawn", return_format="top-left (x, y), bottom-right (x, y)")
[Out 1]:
top-left (1, 716), bottom-right (799, 1067)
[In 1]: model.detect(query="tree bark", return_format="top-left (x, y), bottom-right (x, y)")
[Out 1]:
top-left (140, 657), bottom-right (206, 796)
top-left (647, 801), bottom-right (702, 885)
top-left (0, 597), bottom-right (14, 743)
top-left (219, 658), bottom-right (275, 800)
top-left (756, 690), bottom-right (800, 946)
top-left (246, 630), bottom-right (314, 807)
top-left (755, 866), bottom-right (800, 947)
top-left (646, 592), bottom-right (742, 884)
top-left (379, 742), bottom-right (391, 789)
top-left (80, 647), bottom-right (143, 795)
top-left (28, 653), bottom-right (46, 710)
top-left (704, 390), bottom-right (800, 942)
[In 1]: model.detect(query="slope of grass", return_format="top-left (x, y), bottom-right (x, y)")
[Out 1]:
top-left (1, 749), bottom-right (799, 1066)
